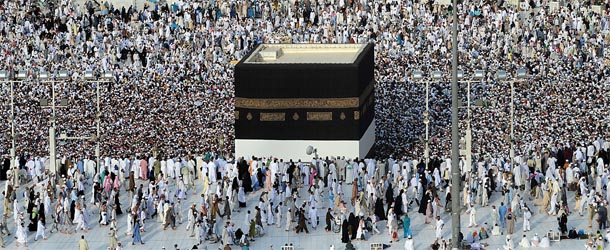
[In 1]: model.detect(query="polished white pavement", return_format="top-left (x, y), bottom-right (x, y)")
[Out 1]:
top-left (1, 176), bottom-right (601, 250)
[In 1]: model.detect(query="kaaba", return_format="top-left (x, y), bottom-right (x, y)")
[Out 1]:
top-left (234, 43), bottom-right (375, 160)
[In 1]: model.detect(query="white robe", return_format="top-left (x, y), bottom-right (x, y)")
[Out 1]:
top-left (34, 159), bottom-right (42, 179)
top-left (270, 162), bottom-right (279, 185)
top-left (35, 220), bottom-right (46, 239)
top-left (82, 208), bottom-right (90, 226)
top-left (366, 161), bottom-right (375, 180)
top-left (167, 159), bottom-right (175, 178)
top-left (519, 237), bottom-right (531, 248)
top-left (104, 157), bottom-right (112, 170)
top-left (566, 167), bottom-right (574, 184)
top-left (267, 203), bottom-right (274, 225)
top-left (44, 195), bottom-right (52, 217)
top-left (402, 192), bottom-right (408, 213)
top-left (302, 165), bottom-right (310, 186)
top-left (196, 157), bottom-right (204, 179)
top-left (435, 219), bottom-right (444, 238)
top-left (329, 163), bottom-right (338, 182)
top-left (187, 160), bottom-right (196, 179)
top-left (125, 212), bottom-right (133, 235)
top-left (468, 206), bottom-right (477, 227)
top-left (161, 160), bottom-right (167, 177)
top-left (174, 159), bottom-right (182, 180)
top-left (119, 159), bottom-right (127, 175)
top-left (16, 222), bottom-right (27, 244)
top-left (606, 181), bottom-right (610, 203)
top-left (208, 161), bottom-right (217, 182)
top-left (523, 210), bottom-right (531, 231)
top-left (513, 165), bottom-right (522, 187)
top-left (148, 157), bottom-right (156, 175)
top-left (404, 238), bottom-right (414, 250)
top-left (539, 236), bottom-right (550, 247)
top-left (346, 162), bottom-right (354, 183)
top-left (308, 207), bottom-right (317, 228)
top-left (504, 238), bottom-right (514, 250)
top-left (124, 158), bottom-right (132, 173)
top-left (133, 159), bottom-right (141, 179)
top-left (238, 187), bottom-right (246, 203)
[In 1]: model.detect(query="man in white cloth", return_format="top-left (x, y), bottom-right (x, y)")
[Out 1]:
top-left (35, 217), bottom-right (48, 240)
top-left (167, 157), bottom-right (175, 179)
top-left (538, 233), bottom-right (550, 248)
top-left (530, 233), bottom-right (540, 247)
top-left (174, 158), bottom-right (182, 182)
top-left (270, 159), bottom-right (279, 186)
top-left (519, 234), bottom-right (531, 248)
top-left (503, 235), bottom-right (514, 250)
top-left (523, 207), bottom-right (532, 232)
top-left (468, 204), bottom-right (478, 228)
top-left (285, 208), bottom-right (293, 231)
top-left (132, 158), bottom-right (141, 180)
top-left (208, 160), bottom-right (217, 183)
top-left (404, 235), bottom-right (414, 250)
top-left (16, 215), bottom-right (27, 247)
top-left (435, 216), bottom-right (444, 239)
top-left (308, 205), bottom-right (318, 230)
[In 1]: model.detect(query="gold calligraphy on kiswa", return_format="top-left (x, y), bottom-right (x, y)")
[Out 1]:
top-left (235, 97), bottom-right (359, 109)
top-left (259, 112), bottom-right (286, 121)
top-left (307, 112), bottom-right (333, 121)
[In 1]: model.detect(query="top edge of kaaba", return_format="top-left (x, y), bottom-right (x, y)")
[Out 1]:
top-left (237, 43), bottom-right (374, 65)
top-left (234, 43), bottom-right (374, 99)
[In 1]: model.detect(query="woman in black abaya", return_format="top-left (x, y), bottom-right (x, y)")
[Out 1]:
top-left (385, 183), bottom-right (394, 215)
top-left (341, 218), bottom-right (350, 243)
top-left (70, 200), bottom-right (76, 221)
top-left (114, 188), bottom-right (123, 215)
top-left (28, 202), bottom-right (39, 231)
top-left (418, 189), bottom-right (430, 215)
top-left (348, 213), bottom-right (358, 240)
top-left (232, 177), bottom-right (239, 193)
top-left (27, 187), bottom-right (35, 214)
top-left (238, 159), bottom-right (253, 193)
top-left (394, 189), bottom-right (404, 217)
top-left (374, 197), bottom-right (386, 220)
top-left (38, 202), bottom-right (46, 224)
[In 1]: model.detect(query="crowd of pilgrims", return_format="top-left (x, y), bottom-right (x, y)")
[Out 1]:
top-left (0, 0), bottom-right (609, 249)
top-left (0, 141), bottom-right (608, 249)
top-left (0, 0), bottom-right (606, 162)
